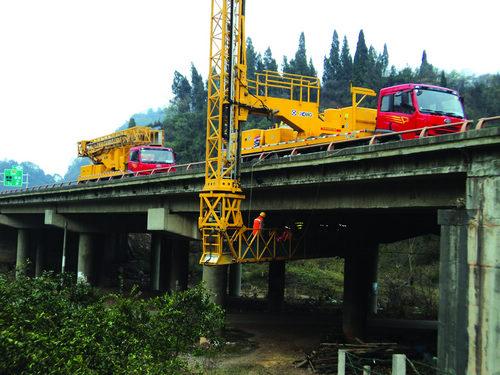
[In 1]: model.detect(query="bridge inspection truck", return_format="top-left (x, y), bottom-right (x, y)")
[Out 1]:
top-left (77, 126), bottom-right (176, 182)
top-left (241, 77), bottom-right (466, 157)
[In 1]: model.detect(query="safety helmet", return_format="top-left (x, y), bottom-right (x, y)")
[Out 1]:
top-left (259, 212), bottom-right (266, 217)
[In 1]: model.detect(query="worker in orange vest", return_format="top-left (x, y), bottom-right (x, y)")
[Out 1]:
top-left (252, 212), bottom-right (266, 236)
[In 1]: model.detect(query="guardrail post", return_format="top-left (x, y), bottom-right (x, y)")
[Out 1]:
top-left (337, 349), bottom-right (346, 375)
top-left (391, 354), bottom-right (406, 375)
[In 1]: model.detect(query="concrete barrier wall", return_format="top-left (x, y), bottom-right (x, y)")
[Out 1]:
top-left (0, 227), bottom-right (16, 270)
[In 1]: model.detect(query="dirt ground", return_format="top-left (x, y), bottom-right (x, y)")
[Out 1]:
top-left (205, 310), bottom-right (340, 374)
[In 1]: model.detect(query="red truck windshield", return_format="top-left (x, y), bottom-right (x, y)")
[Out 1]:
top-left (415, 88), bottom-right (464, 118)
top-left (140, 149), bottom-right (175, 164)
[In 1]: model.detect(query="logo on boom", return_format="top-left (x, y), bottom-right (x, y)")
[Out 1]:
top-left (291, 109), bottom-right (313, 118)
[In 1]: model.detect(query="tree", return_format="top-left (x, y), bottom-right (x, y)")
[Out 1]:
top-left (339, 36), bottom-right (353, 83)
top-left (439, 70), bottom-right (447, 87)
top-left (128, 117), bottom-right (136, 128)
top-left (397, 66), bottom-right (415, 84)
top-left (353, 30), bottom-right (369, 86)
top-left (263, 47), bottom-right (278, 71)
top-left (323, 30), bottom-right (340, 83)
top-left (289, 32), bottom-right (315, 76)
top-left (332, 36), bottom-right (353, 106)
top-left (282, 56), bottom-right (291, 73)
top-left (190, 64), bottom-right (206, 113)
top-left (418, 50), bottom-right (437, 84)
top-left (386, 65), bottom-right (398, 86)
top-left (378, 44), bottom-right (389, 78)
top-left (255, 53), bottom-right (265, 72)
top-left (246, 37), bottom-right (258, 80)
top-left (171, 71), bottom-right (191, 113)
top-left (308, 58), bottom-right (317, 78)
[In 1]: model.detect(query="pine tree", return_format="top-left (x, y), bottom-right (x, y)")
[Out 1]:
top-left (282, 56), bottom-right (291, 73)
top-left (128, 117), bottom-right (136, 128)
top-left (171, 71), bottom-right (192, 113)
top-left (335, 36), bottom-right (353, 105)
top-left (339, 36), bottom-right (352, 83)
top-left (289, 32), bottom-right (313, 76)
top-left (323, 30), bottom-right (340, 83)
top-left (397, 66), bottom-right (415, 83)
top-left (308, 58), bottom-right (317, 78)
top-left (255, 53), bottom-right (265, 73)
top-left (246, 37), bottom-right (258, 80)
top-left (378, 44), bottom-right (389, 78)
top-left (418, 50), bottom-right (436, 83)
top-left (190, 64), bottom-right (206, 112)
top-left (353, 30), bottom-right (369, 86)
top-left (439, 70), bottom-right (447, 87)
top-left (263, 47), bottom-right (278, 71)
top-left (386, 65), bottom-right (398, 86)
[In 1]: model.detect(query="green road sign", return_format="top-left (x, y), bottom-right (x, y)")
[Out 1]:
top-left (3, 166), bottom-right (23, 187)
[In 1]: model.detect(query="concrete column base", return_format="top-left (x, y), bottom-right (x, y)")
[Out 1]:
top-left (150, 233), bottom-right (162, 291)
top-left (202, 265), bottom-right (228, 306)
top-left (15, 229), bottom-right (31, 277)
top-left (77, 233), bottom-right (95, 283)
top-left (268, 261), bottom-right (286, 312)
top-left (437, 209), bottom-right (468, 375)
top-left (169, 238), bottom-right (189, 292)
top-left (228, 263), bottom-right (242, 298)
top-left (34, 231), bottom-right (45, 277)
top-left (342, 243), bottom-right (378, 340)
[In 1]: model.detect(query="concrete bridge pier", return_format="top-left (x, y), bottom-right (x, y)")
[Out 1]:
top-left (150, 233), bottom-right (162, 291)
top-left (96, 233), bottom-right (120, 288)
top-left (203, 265), bottom-right (228, 305)
top-left (228, 263), bottom-right (242, 298)
top-left (342, 243), bottom-right (379, 341)
top-left (77, 232), bottom-right (96, 283)
top-left (0, 227), bottom-right (16, 271)
top-left (147, 208), bottom-right (198, 293)
top-left (168, 238), bottom-right (189, 292)
top-left (16, 228), bottom-right (32, 277)
top-left (268, 260), bottom-right (286, 312)
top-left (151, 234), bottom-right (190, 293)
top-left (34, 230), bottom-right (46, 277)
top-left (438, 162), bottom-right (500, 375)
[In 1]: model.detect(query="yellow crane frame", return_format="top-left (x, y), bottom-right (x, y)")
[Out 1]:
top-left (198, 0), bottom-right (248, 265)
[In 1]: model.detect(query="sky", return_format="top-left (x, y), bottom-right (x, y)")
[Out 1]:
top-left (0, 0), bottom-right (498, 176)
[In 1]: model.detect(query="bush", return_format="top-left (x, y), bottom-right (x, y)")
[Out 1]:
top-left (0, 272), bottom-right (224, 374)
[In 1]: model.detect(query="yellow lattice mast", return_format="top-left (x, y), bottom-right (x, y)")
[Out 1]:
top-left (198, 0), bottom-right (250, 265)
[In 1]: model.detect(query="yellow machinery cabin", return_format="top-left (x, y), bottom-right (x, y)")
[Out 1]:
top-left (241, 71), bottom-right (377, 154)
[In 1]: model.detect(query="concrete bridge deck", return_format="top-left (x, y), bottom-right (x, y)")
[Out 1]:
top-left (0, 126), bottom-right (497, 213)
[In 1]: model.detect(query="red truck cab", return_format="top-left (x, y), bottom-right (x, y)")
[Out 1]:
top-left (376, 83), bottom-right (465, 140)
top-left (127, 146), bottom-right (176, 174)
